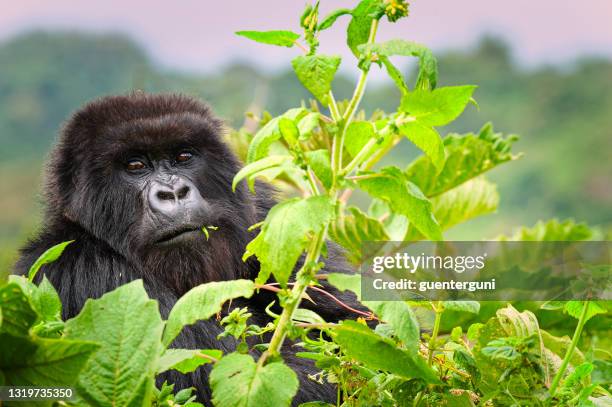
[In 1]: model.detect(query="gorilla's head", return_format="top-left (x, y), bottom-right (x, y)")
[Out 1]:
top-left (45, 93), bottom-right (261, 290)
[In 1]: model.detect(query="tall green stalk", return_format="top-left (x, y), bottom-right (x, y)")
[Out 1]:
top-left (258, 18), bottom-right (381, 365)
top-left (549, 301), bottom-right (590, 396)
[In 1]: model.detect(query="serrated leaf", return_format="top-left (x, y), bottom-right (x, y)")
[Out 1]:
top-left (318, 8), bottom-right (351, 31)
top-left (0, 335), bottom-right (99, 386)
top-left (305, 149), bottom-right (333, 190)
top-left (359, 39), bottom-right (437, 89)
top-left (233, 155), bottom-right (294, 192)
top-left (235, 30), bottom-right (300, 47)
top-left (210, 353), bottom-right (298, 407)
top-left (328, 206), bottom-right (389, 264)
top-left (335, 321), bottom-right (440, 383)
top-left (64, 280), bottom-right (164, 407)
top-left (406, 123), bottom-right (519, 197)
top-left (292, 55), bottom-right (341, 104)
top-left (398, 120), bottom-right (445, 173)
top-left (357, 167), bottom-right (442, 241)
top-left (245, 196), bottom-right (334, 287)
top-left (497, 219), bottom-right (593, 241)
top-left (400, 86), bottom-right (477, 127)
top-left (0, 283), bottom-right (37, 336)
top-left (157, 349), bottom-right (222, 374)
top-left (344, 121), bottom-right (376, 158)
top-left (432, 178), bottom-right (498, 230)
top-left (406, 178), bottom-right (498, 240)
top-left (27, 240), bottom-right (73, 281)
top-left (163, 280), bottom-right (255, 346)
top-left (347, 0), bottom-right (384, 57)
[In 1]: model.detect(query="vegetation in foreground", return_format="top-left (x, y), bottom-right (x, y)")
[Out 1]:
top-left (0, 1), bottom-right (610, 406)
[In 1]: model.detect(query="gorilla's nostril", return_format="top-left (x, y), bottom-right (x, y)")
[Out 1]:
top-left (177, 185), bottom-right (190, 200)
top-left (156, 190), bottom-right (176, 201)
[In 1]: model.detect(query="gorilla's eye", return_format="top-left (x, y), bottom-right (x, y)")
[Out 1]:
top-left (126, 159), bottom-right (146, 171)
top-left (176, 151), bottom-right (193, 163)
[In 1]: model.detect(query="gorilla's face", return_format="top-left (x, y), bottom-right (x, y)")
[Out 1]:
top-left (48, 94), bottom-right (256, 270)
top-left (121, 146), bottom-right (210, 247)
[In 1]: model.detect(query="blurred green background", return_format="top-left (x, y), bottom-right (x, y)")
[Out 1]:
top-left (1, 32), bottom-right (611, 272)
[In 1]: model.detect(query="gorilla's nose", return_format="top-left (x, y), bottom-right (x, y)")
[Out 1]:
top-left (149, 179), bottom-right (195, 216)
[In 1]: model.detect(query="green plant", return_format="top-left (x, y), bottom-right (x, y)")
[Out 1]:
top-left (1, 1), bottom-right (610, 406)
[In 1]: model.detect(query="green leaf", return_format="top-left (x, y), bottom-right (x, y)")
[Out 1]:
top-left (397, 120), bottom-right (445, 173)
top-left (497, 219), bottom-right (593, 241)
top-left (540, 330), bottom-right (585, 367)
top-left (247, 117), bottom-right (283, 164)
top-left (0, 283), bottom-right (37, 336)
top-left (235, 30), bottom-right (300, 47)
top-left (357, 167), bottom-right (442, 240)
top-left (30, 276), bottom-right (62, 322)
top-left (359, 39), bottom-right (437, 89)
top-left (233, 155), bottom-right (294, 192)
top-left (431, 178), bottom-right (498, 231)
top-left (292, 308), bottom-right (326, 325)
top-left (380, 55), bottom-right (409, 94)
top-left (347, 0), bottom-right (384, 57)
top-left (344, 121), bottom-right (376, 158)
top-left (0, 335), bottom-right (99, 386)
top-left (245, 196), bottom-right (334, 287)
top-left (326, 274), bottom-right (419, 350)
top-left (366, 302), bottom-right (420, 350)
top-left (210, 353), bottom-right (298, 407)
top-left (405, 177), bottom-right (499, 239)
top-left (163, 280), bottom-right (255, 346)
top-left (400, 86), bottom-right (477, 127)
top-left (305, 150), bottom-right (333, 190)
top-left (335, 321), bottom-right (440, 383)
top-left (278, 117), bottom-right (299, 147)
top-left (328, 206), bottom-right (389, 264)
top-left (327, 272), bottom-right (361, 298)
top-left (443, 301), bottom-right (481, 315)
top-left (292, 55), bottom-right (341, 105)
top-left (64, 280), bottom-right (164, 407)
top-left (246, 108), bottom-right (307, 163)
top-left (27, 240), bottom-right (74, 281)
top-left (406, 123), bottom-right (519, 197)
top-left (564, 301), bottom-right (607, 323)
top-left (368, 199), bottom-right (409, 240)
top-left (157, 349), bottom-right (222, 374)
top-left (297, 112), bottom-right (320, 140)
top-left (318, 8), bottom-right (351, 31)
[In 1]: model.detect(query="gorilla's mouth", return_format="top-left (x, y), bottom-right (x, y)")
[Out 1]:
top-left (155, 226), bottom-right (202, 245)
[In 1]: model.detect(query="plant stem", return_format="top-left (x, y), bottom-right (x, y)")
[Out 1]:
top-left (328, 91), bottom-right (341, 122)
top-left (414, 301), bottom-right (444, 407)
top-left (331, 18), bottom-right (379, 190)
top-left (549, 301), bottom-right (590, 396)
top-left (257, 227), bottom-right (327, 366)
top-left (428, 301), bottom-right (443, 366)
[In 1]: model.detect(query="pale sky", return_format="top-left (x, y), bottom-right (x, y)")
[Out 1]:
top-left (1, 1), bottom-right (611, 73)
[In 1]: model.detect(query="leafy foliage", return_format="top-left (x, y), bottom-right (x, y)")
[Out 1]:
top-left (1, 1), bottom-right (609, 406)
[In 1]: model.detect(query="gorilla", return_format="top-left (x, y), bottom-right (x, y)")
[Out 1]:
top-left (14, 93), bottom-right (363, 405)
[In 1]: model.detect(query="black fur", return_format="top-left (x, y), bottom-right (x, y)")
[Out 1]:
top-left (14, 93), bottom-right (362, 405)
